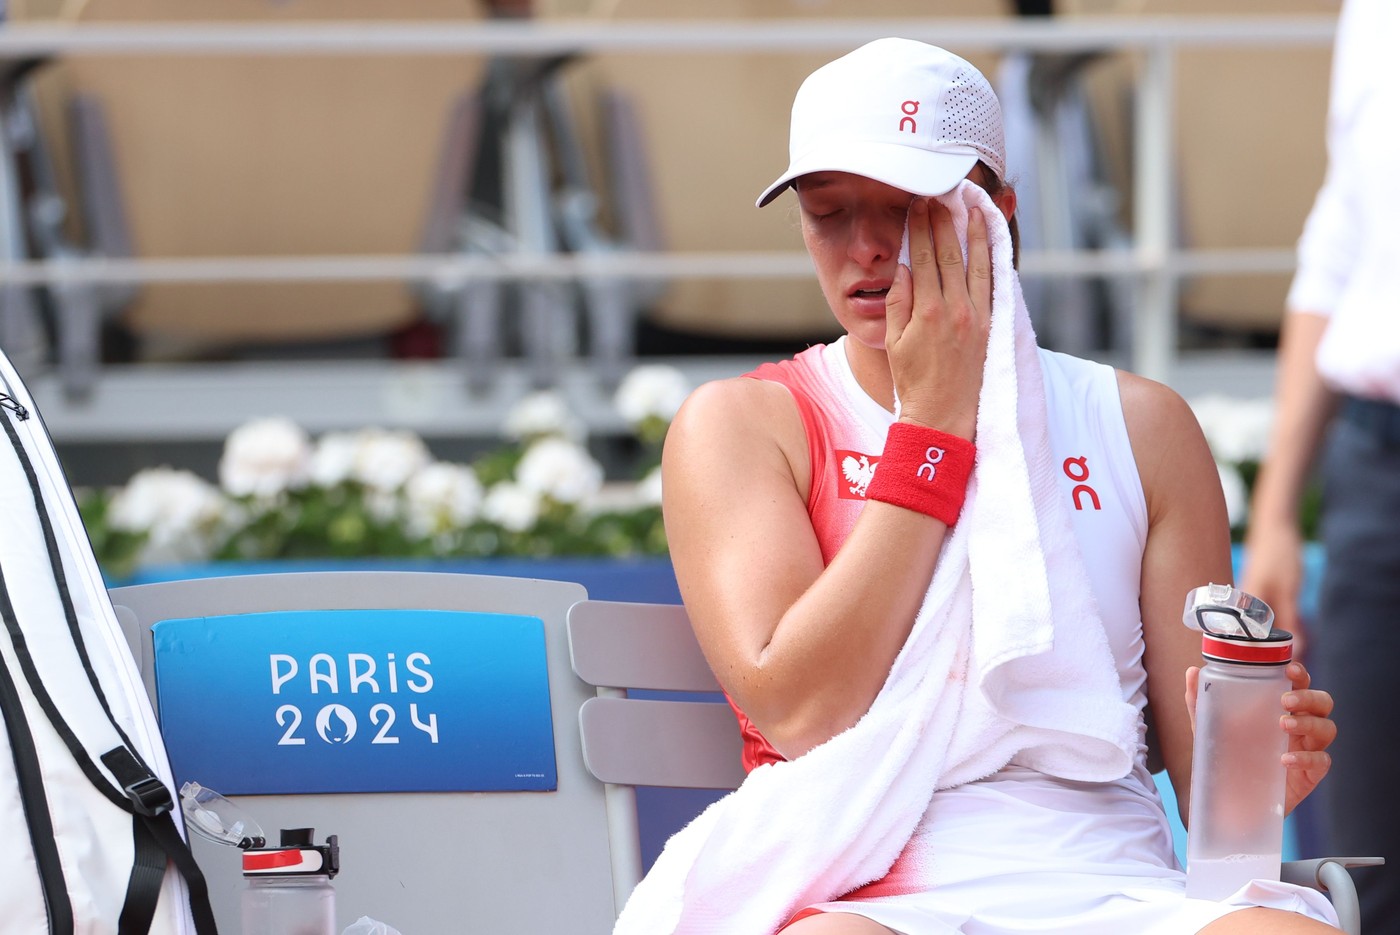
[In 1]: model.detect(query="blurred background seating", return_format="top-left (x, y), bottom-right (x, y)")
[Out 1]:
top-left (8, 0), bottom-right (487, 375)
top-left (534, 0), bottom-right (1331, 359)
top-left (536, 0), bottom-right (1008, 358)
top-left (0, 1), bottom-right (1337, 469)
top-left (1057, 0), bottom-right (1332, 346)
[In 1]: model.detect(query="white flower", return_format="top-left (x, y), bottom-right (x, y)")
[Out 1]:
top-left (613, 364), bottom-right (691, 427)
top-left (218, 416), bottom-right (312, 498)
top-left (351, 429), bottom-right (432, 493)
top-left (404, 463), bottom-right (484, 537)
top-left (363, 489), bottom-right (402, 525)
top-left (1217, 461), bottom-right (1249, 530)
top-left (482, 481), bottom-right (541, 533)
top-left (515, 437), bottom-right (604, 505)
top-left (308, 428), bottom-right (432, 493)
top-left (503, 390), bottom-right (585, 443)
top-left (1190, 395), bottom-right (1274, 466)
top-left (308, 432), bottom-right (361, 488)
top-left (108, 467), bottom-right (228, 565)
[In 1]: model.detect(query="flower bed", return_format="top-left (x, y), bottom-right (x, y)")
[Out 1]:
top-left (78, 374), bottom-right (1309, 580)
top-left (79, 365), bottom-right (691, 579)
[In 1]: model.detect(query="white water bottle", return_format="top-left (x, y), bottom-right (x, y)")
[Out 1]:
top-left (1183, 586), bottom-right (1292, 900)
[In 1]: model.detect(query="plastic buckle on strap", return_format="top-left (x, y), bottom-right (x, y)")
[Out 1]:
top-left (101, 747), bottom-right (174, 817)
top-left (124, 774), bottom-right (174, 818)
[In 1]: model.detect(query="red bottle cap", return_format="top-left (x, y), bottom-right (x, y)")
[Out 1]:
top-left (1201, 629), bottom-right (1293, 665)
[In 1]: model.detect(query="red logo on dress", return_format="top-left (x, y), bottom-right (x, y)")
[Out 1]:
top-left (1063, 455), bottom-right (1102, 511)
top-left (835, 449), bottom-right (878, 499)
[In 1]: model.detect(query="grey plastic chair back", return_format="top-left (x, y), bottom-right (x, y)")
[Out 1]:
top-left (566, 598), bottom-right (745, 904)
top-left (111, 571), bottom-right (619, 935)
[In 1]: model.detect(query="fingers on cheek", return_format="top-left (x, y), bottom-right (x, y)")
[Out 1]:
top-left (888, 264), bottom-right (911, 302)
top-left (910, 198), bottom-right (932, 245)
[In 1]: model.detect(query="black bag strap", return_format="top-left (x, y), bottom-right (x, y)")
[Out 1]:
top-left (104, 748), bottom-right (220, 935)
top-left (2, 401), bottom-right (219, 933)
top-left (0, 643), bottom-right (75, 935)
top-left (146, 810), bottom-right (221, 935)
top-left (118, 813), bottom-right (169, 935)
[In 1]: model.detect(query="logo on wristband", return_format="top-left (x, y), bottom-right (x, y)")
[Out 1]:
top-left (917, 446), bottom-right (946, 481)
top-left (865, 424), bottom-right (974, 525)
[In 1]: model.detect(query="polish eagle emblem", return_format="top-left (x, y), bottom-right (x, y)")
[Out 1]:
top-left (842, 454), bottom-right (876, 498)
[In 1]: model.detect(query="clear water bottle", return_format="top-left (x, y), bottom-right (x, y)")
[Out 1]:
top-left (178, 784), bottom-right (341, 934)
top-left (241, 828), bottom-right (340, 935)
top-left (1182, 584), bottom-right (1292, 900)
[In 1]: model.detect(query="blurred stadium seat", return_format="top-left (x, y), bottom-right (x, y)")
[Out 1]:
top-left (536, 0), bottom-right (1011, 352)
top-left (1062, 0), bottom-right (1333, 340)
top-left (10, 0), bottom-right (489, 362)
top-left (0, 1), bottom-right (1338, 419)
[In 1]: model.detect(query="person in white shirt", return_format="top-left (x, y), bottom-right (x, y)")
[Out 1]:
top-left (1243, 1), bottom-right (1400, 932)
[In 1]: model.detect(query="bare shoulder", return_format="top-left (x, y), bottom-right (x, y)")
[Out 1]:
top-left (669, 374), bottom-right (802, 440)
top-left (664, 375), bottom-right (810, 494)
top-left (1116, 375), bottom-right (1233, 805)
top-left (1115, 369), bottom-right (1200, 443)
top-left (1114, 369), bottom-right (1220, 523)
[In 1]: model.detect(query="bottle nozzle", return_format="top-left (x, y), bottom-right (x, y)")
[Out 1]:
top-left (1183, 583), bottom-right (1275, 641)
top-left (179, 781), bottom-right (266, 849)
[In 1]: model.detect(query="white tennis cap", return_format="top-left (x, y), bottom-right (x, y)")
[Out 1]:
top-left (756, 38), bottom-right (1006, 208)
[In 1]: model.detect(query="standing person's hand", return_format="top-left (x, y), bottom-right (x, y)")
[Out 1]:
top-left (883, 198), bottom-right (991, 441)
top-left (1242, 520), bottom-right (1309, 658)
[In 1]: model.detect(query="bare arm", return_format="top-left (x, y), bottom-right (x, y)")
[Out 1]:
top-left (661, 379), bottom-right (950, 757)
top-left (1122, 371), bottom-right (1336, 825)
top-left (662, 200), bottom-right (991, 758)
top-left (1120, 371), bottom-right (1235, 826)
top-left (1241, 311), bottom-right (1339, 642)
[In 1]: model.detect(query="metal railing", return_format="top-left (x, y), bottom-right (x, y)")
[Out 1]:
top-left (0, 14), bottom-right (1337, 438)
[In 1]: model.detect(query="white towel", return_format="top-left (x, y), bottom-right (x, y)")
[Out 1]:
top-left (614, 181), bottom-right (1140, 935)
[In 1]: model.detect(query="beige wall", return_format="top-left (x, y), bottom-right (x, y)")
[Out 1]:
top-left (542, 0), bottom-right (1008, 342)
top-left (556, 0), bottom-right (1336, 341)
top-left (12, 0), bottom-right (489, 351)
top-left (10, 0), bottom-right (1338, 350)
top-left (1062, 0), bottom-right (1335, 333)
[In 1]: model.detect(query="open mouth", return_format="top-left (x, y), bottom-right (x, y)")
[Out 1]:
top-left (851, 287), bottom-right (889, 300)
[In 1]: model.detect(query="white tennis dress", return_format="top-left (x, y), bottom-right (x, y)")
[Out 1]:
top-left (740, 338), bottom-right (1338, 934)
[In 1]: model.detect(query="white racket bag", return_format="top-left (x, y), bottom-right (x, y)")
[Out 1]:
top-left (0, 346), bottom-right (216, 934)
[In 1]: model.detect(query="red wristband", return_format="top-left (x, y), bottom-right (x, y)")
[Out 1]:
top-left (865, 422), bottom-right (975, 526)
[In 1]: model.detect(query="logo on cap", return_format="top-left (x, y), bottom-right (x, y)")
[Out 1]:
top-left (900, 100), bottom-right (919, 134)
